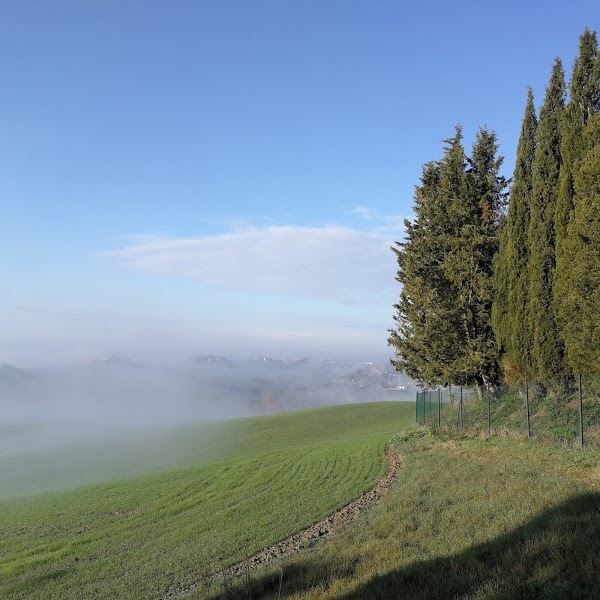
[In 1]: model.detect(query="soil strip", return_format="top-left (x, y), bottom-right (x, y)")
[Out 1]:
top-left (158, 444), bottom-right (402, 599)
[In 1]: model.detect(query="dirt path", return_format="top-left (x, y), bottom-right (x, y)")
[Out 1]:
top-left (159, 444), bottom-right (402, 599)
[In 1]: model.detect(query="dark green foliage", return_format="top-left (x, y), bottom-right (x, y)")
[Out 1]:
top-left (559, 138), bottom-right (600, 374)
top-left (554, 29), bottom-right (600, 375)
top-left (447, 128), bottom-right (507, 387)
top-left (390, 127), bottom-right (507, 389)
top-left (393, 29), bottom-right (600, 386)
top-left (492, 89), bottom-right (537, 380)
top-left (494, 29), bottom-right (600, 380)
top-left (389, 131), bottom-right (465, 386)
top-left (528, 59), bottom-right (569, 379)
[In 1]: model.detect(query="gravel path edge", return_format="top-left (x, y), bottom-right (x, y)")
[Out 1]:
top-left (159, 443), bottom-right (403, 599)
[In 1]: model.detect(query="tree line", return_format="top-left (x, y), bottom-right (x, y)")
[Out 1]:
top-left (389, 29), bottom-right (600, 394)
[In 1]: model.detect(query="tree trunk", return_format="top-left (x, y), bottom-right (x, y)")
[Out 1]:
top-left (474, 375), bottom-right (485, 402)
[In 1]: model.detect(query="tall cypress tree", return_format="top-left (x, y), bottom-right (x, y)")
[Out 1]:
top-left (444, 128), bottom-right (507, 393)
top-left (389, 131), bottom-right (465, 386)
top-left (492, 90), bottom-right (537, 381)
top-left (560, 137), bottom-right (600, 374)
top-left (555, 29), bottom-right (600, 360)
top-left (390, 127), bottom-right (507, 393)
top-left (528, 59), bottom-right (568, 380)
top-left (555, 29), bottom-right (600, 374)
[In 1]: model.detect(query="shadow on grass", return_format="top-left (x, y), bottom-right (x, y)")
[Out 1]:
top-left (210, 492), bottom-right (600, 599)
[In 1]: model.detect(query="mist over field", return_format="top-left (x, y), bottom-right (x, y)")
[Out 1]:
top-left (0, 355), bottom-right (413, 496)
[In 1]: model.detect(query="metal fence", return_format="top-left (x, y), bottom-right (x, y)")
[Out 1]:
top-left (416, 376), bottom-right (600, 448)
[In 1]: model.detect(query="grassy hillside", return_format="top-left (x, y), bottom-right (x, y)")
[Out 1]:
top-left (0, 402), bottom-right (414, 599)
top-left (419, 377), bottom-right (600, 447)
top-left (225, 432), bottom-right (600, 599)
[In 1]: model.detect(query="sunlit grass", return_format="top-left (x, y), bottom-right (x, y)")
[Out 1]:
top-left (226, 432), bottom-right (600, 599)
top-left (0, 402), bottom-right (413, 599)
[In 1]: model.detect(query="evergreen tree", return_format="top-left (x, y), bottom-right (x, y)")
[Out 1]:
top-left (393, 28), bottom-right (600, 386)
top-left (445, 128), bottom-right (507, 393)
top-left (492, 89), bottom-right (537, 380)
top-left (555, 29), bottom-right (600, 374)
top-left (389, 130), bottom-right (465, 386)
top-left (554, 28), bottom-right (600, 363)
top-left (528, 59), bottom-right (568, 380)
top-left (390, 127), bottom-right (507, 393)
top-left (560, 137), bottom-right (600, 374)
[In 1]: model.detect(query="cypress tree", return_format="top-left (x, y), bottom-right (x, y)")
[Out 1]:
top-left (389, 128), bottom-right (466, 387)
top-left (492, 90), bottom-right (537, 381)
top-left (445, 128), bottom-right (507, 394)
top-left (389, 160), bottom-right (446, 385)
top-left (436, 126), bottom-right (475, 387)
top-left (554, 29), bottom-right (600, 361)
top-left (528, 59), bottom-right (568, 380)
top-left (555, 29), bottom-right (600, 374)
top-left (390, 127), bottom-right (507, 393)
top-left (560, 137), bottom-right (600, 374)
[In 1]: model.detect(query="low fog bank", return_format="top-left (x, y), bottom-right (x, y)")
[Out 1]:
top-left (1, 355), bottom-right (414, 427)
top-left (0, 356), bottom-right (414, 495)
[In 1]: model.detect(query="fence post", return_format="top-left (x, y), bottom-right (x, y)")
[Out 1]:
top-left (525, 379), bottom-right (531, 438)
top-left (449, 383), bottom-right (453, 404)
top-left (438, 387), bottom-right (441, 429)
top-left (459, 385), bottom-right (464, 429)
top-left (578, 374), bottom-right (583, 449)
top-left (487, 385), bottom-right (491, 436)
top-left (415, 391), bottom-right (418, 424)
top-left (429, 390), bottom-right (432, 417)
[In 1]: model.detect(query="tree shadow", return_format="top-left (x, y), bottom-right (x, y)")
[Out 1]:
top-left (208, 492), bottom-right (600, 599)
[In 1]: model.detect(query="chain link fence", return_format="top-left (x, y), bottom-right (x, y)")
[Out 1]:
top-left (416, 376), bottom-right (600, 448)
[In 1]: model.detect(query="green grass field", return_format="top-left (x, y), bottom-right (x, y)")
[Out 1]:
top-left (7, 399), bottom-right (600, 600)
top-left (225, 432), bottom-right (600, 599)
top-left (0, 402), bottom-right (414, 599)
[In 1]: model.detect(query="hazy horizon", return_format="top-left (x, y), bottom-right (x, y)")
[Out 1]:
top-left (0, 353), bottom-right (412, 495)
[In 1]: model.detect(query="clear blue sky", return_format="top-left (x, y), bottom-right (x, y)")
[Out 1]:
top-left (1, 1), bottom-right (597, 365)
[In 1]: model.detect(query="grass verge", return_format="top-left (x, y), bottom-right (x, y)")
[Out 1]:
top-left (220, 431), bottom-right (600, 599)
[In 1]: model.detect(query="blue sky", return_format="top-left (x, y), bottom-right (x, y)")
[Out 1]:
top-left (1, 1), bottom-right (597, 366)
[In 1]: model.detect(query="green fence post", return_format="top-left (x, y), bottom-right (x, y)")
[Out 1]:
top-left (415, 390), bottom-right (418, 424)
top-left (438, 388), bottom-right (441, 429)
top-left (487, 386), bottom-right (491, 436)
top-left (579, 374), bottom-right (583, 449)
top-left (525, 379), bottom-right (531, 438)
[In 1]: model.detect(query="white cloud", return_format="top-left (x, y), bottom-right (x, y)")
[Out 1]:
top-left (104, 224), bottom-right (400, 303)
top-left (348, 206), bottom-right (408, 233)
top-left (350, 206), bottom-right (379, 219)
